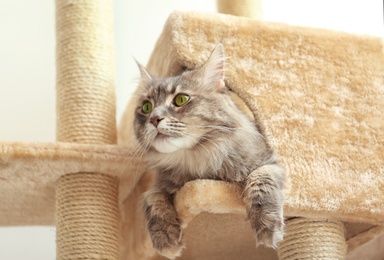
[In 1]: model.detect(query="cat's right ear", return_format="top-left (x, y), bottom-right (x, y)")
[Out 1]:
top-left (201, 43), bottom-right (226, 91)
top-left (135, 60), bottom-right (153, 83)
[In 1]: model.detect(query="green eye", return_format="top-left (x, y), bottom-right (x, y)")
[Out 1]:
top-left (174, 94), bottom-right (190, 107)
top-left (142, 101), bottom-right (152, 114)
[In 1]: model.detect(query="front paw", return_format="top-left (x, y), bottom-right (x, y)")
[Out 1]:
top-left (149, 217), bottom-right (185, 259)
top-left (250, 209), bottom-right (284, 248)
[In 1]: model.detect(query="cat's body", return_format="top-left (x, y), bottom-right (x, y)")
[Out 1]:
top-left (133, 44), bottom-right (285, 259)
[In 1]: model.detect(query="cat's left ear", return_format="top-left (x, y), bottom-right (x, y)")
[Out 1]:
top-left (201, 43), bottom-right (225, 91)
top-left (135, 59), bottom-right (153, 83)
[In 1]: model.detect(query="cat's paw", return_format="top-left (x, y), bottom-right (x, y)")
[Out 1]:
top-left (252, 211), bottom-right (284, 248)
top-left (150, 220), bottom-right (185, 259)
top-left (254, 219), bottom-right (284, 248)
top-left (158, 242), bottom-right (185, 260)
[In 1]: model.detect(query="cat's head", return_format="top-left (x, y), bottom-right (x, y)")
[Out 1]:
top-left (133, 44), bottom-right (236, 154)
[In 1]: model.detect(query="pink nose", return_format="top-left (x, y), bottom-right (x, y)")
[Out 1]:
top-left (150, 116), bottom-right (164, 127)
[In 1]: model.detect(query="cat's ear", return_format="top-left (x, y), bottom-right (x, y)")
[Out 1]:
top-left (135, 60), bottom-right (153, 83)
top-left (201, 43), bottom-right (225, 91)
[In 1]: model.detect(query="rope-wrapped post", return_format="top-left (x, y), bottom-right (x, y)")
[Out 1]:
top-left (55, 0), bottom-right (119, 259)
top-left (278, 218), bottom-right (347, 260)
top-left (217, 0), bottom-right (263, 19)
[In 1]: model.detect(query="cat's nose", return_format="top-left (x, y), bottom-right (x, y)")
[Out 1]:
top-left (150, 116), bottom-right (164, 127)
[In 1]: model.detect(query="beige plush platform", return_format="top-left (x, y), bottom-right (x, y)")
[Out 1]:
top-left (0, 141), bottom-right (143, 225)
top-left (119, 11), bottom-right (384, 259)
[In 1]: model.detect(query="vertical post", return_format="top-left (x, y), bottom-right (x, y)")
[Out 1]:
top-left (278, 218), bottom-right (347, 260)
top-left (55, 0), bottom-right (119, 259)
top-left (217, 0), bottom-right (263, 19)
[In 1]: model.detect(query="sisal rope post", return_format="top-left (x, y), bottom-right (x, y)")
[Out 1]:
top-left (217, 0), bottom-right (263, 19)
top-left (278, 218), bottom-right (347, 260)
top-left (55, 0), bottom-right (119, 259)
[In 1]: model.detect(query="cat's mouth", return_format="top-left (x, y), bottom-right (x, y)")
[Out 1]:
top-left (151, 131), bottom-right (181, 154)
top-left (156, 133), bottom-right (170, 139)
top-left (155, 132), bottom-right (171, 139)
top-left (151, 129), bottom-right (195, 153)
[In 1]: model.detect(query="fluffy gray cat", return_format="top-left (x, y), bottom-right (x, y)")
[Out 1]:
top-left (133, 44), bottom-right (285, 259)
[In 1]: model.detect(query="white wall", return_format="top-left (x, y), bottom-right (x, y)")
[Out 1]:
top-left (0, 0), bottom-right (382, 259)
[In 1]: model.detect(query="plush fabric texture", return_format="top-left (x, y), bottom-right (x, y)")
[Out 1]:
top-left (0, 141), bottom-right (142, 225)
top-left (119, 11), bottom-right (384, 259)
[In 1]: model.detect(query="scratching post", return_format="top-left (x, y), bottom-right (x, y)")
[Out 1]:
top-left (217, 0), bottom-right (263, 19)
top-left (55, 0), bottom-right (119, 259)
top-left (278, 218), bottom-right (347, 259)
top-left (56, 174), bottom-right (119, 259)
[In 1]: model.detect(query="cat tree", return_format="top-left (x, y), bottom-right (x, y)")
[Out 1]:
top-left (0, 0), bottom-right (383, 259)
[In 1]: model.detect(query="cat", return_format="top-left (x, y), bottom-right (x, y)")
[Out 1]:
top-left (133, 44), bottom-right (285, 259)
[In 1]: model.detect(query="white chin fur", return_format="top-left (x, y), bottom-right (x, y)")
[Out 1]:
top-left (152, 136), bottom-right (195, 154)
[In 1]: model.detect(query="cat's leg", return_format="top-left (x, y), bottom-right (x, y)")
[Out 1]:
top-left (143, 187), bottom-right (184, 259)
top-left (243, 163), bottom-right (285, 248)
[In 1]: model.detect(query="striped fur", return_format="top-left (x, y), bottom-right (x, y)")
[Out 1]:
top-left (133, 44), bottom-right (285, 259)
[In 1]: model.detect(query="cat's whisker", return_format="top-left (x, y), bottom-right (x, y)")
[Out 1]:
top-left (117, 136), bottom-right (143, 178)
top-left (192, 124), bottom-right (245, 133)
top-left (161, 128), bottom-right (185, 138)
top-left (168, 121), bottom-right (186, 126)
top-left (166, 125), bottom-right (187, 131)
top-left (127, 135), bottom-right (149, 165)
top-left (190, 123), bottom-right (266, 142)
top-left (116, 136), bottom-right (150, 202)
top-left (130, 137), bottom-right (151, 187)
top-left (191, 124), bottom-right (235, 129)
